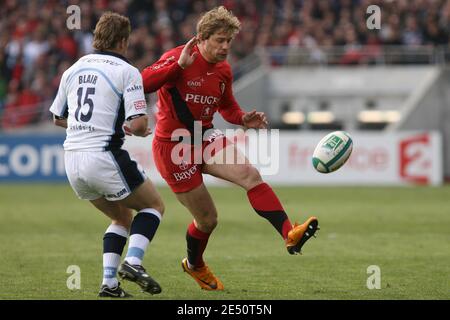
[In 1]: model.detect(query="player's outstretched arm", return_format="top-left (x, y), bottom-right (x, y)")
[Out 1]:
top-left (124, 115), bottom-right (151, 137)
top-left (141, 37), bottom-right (197, 93)
top-left (177, 37), bottom-right (198, 69)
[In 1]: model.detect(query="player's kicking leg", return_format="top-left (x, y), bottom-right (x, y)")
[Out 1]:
top-left (176, 184), bottom-right (224, 291)
top-left (203, 143), bottom-right (319, 255)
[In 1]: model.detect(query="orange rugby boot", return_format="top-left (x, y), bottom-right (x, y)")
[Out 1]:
top-left (286, 216), bottom-right (319, 255)
top-left (181, 258), bottom-right (224, 291)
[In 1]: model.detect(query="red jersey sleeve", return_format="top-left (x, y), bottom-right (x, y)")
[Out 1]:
top-left (141, 47), bottom-right (183, 93)
top-left (218, 67), bottom-right (245, 126)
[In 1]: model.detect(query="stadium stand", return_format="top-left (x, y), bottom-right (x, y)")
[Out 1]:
top-left (0, 0), bottom-right (449, 131)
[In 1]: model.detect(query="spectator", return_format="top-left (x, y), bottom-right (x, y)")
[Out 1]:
top-left (1, 80), bottom-right (41, 129)
top-left (0, 0), bottom-right (449, 130)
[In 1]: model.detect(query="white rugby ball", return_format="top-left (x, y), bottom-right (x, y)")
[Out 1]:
top-left (312, 131), bottom-right (353, 173)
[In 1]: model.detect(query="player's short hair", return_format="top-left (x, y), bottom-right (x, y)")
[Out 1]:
top-left (196, 6), bottom-right (241, 40)
top-left (93, 12), bottom-right (131, 51)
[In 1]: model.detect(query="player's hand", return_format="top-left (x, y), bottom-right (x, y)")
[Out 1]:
top-left (141, 127), bottom-right (152, 137)
top-left (242, 110), bottom-right (268, 129)
top-left (123, 124), bottom-right (133, 136)
top-left (123, 125), bottom-right (152, 137)
top-left (178, 37), bottom-right (198, 69)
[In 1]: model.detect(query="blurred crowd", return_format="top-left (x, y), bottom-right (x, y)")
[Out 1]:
top-left (0, 0), bottom-right (449, 130)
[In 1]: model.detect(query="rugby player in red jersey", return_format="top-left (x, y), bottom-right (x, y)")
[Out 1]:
top-left (141, 6), bottom-right (319, 291)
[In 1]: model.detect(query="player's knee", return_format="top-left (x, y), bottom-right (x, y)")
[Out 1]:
top-left (209, 217), bottom-right (218, 230)
top-left (197, 216), bottom-right (218, 233)
top-left (136, 199), bottom-right (165, 216)
top-left (113, 212), bottom-right (132, 230)
top-left (153, 198), bottom-right (165, 216)
top-left (239, 165), bottom-right (263, 189)
top-left (204, 219), bottom-right (218, 232)
top-left (131, 193), bottom-right (165, 216)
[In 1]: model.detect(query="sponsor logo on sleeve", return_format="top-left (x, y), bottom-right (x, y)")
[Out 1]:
top-left (134, 100), bottom-right (147, 110)
top-left (151, 56), bottom-right (175, 70)
top-left (126, 84), bottom-right (143, 93)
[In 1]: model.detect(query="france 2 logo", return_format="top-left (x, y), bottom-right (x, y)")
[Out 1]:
top-left (399, 134), bottom-right (433, 185)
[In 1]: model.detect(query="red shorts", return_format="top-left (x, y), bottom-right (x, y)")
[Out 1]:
top-left (152, 131), bottom-right (230, 193)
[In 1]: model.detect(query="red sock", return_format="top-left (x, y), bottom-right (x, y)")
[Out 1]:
top-left (186, 222), bottom-right (210, 268)
top-left (247, 183), bottom-right (292, 239)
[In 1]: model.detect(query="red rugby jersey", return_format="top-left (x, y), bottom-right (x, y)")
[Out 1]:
top-left (141, 45), bottom-right (245, 140)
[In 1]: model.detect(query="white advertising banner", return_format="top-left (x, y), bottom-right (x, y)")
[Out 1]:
top-left (123, 131), bottom-right (443, 186)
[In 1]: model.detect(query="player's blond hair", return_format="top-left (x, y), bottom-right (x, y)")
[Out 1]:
top-left (93, 12), bottom-right (131, 51)
top-left (196, 6), bottom-right (241, 40)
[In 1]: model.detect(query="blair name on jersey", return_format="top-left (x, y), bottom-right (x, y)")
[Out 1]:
top-left (79, 74), bottom-right (98, 85)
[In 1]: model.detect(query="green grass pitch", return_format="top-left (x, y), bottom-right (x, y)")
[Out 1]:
top-left (0, 184), bottom-right (449, 300)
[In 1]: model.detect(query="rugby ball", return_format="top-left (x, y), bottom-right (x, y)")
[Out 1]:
top-left (312, 131), bottom-right (353, 173)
